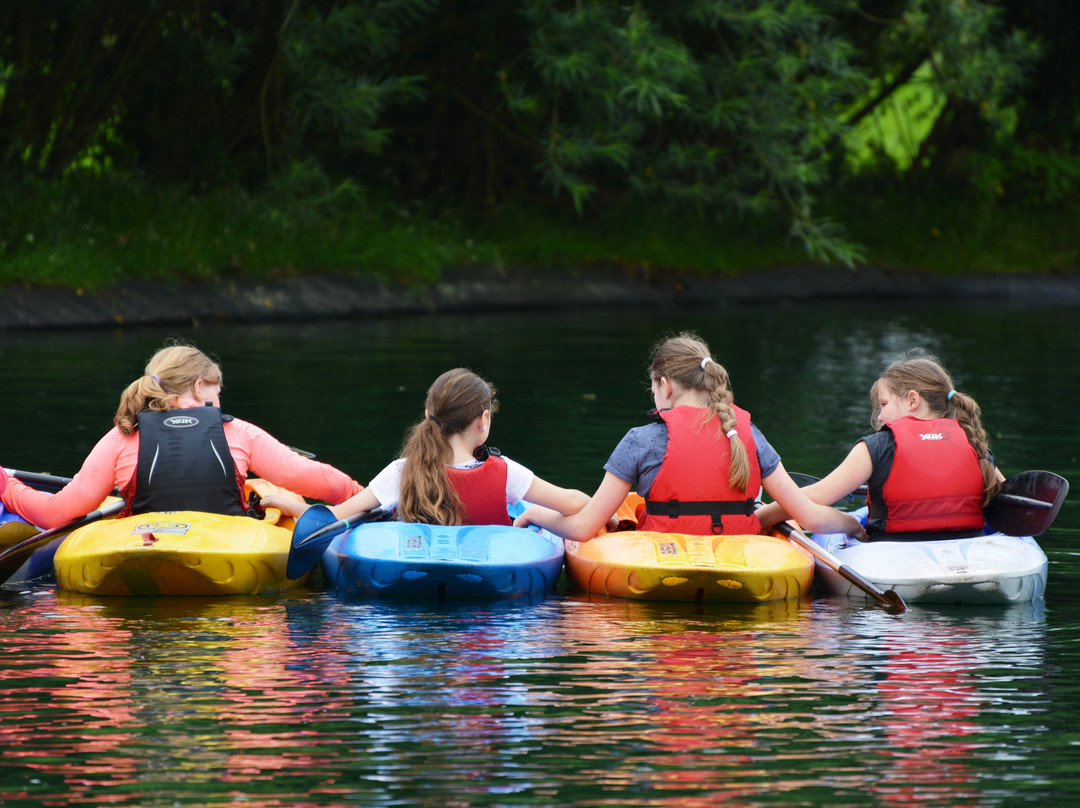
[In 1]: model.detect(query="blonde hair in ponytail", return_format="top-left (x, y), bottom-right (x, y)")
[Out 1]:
top-left (873, 351), bottom-right (1000, 505)
top-left (397, 368), bottom-right (498, 525)
top-left (648, 332), bottom-right (750, 491)
top-left (114, 341), bottom-right (223, 435)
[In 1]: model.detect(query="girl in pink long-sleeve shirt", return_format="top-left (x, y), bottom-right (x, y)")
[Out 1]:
top-left (1, 342), bottom-right (363, 529)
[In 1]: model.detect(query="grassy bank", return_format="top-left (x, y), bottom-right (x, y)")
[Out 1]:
top-left (1, 177), bottom-right (1076, 292)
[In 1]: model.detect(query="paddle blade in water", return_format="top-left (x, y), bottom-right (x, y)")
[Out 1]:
top-left (985, 471), bottom-right (1069, 536)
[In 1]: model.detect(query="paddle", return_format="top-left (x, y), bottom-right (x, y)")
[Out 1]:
top-left (791, 470), bottom-right (1069, 537)
top-left (772, 519), bottom-right (907, 612)
top-left (3, 468), bottom-right (124, 499)
top-left (286, 504), bottom-right (388, 580)
top-left (0, 498), bottom-right (126, 569)
top-left (984, 470), bottom-right (1068, 537)
top-left (3, 468), bottom-right (75, 492)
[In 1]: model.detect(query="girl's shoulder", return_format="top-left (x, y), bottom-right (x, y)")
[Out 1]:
top-left (627, 419), bottom-right (668, 438)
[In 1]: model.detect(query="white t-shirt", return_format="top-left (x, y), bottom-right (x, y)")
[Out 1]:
top-left (367, 456), bottom-right (535, 515)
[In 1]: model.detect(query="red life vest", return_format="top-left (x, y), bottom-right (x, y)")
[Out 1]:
top-left (872, 416), bottom-right (985, 535)
top-left (448, 456), bottom-right (512, 526)
top-left (641, 405), bottom-right (761, 535)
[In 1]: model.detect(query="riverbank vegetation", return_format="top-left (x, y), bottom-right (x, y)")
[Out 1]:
top-left (1, 1), bottom-right (1077, 291)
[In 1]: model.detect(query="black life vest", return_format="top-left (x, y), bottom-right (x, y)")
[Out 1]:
top-left (127, 405), bottom-right (246, 516)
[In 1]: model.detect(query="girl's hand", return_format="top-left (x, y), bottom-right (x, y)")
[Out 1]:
top-left (513, 505), bottom-right (546, 529)
top-left (514, 505), bottom-right (540, 529)
top-left (260, 494), bottom-right (310, 519)
top-left (844, 512), bottom-right (868, 542)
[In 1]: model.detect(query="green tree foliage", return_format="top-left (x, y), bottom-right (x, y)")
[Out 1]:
top-left (843, 1), bottom-right (1039, 173)
top-left (362, 0), bottom-right (874, 264)
top-left (507, 2), bottom-right (863, 248)
top-left (1, 0), bottom-right (1072, 269)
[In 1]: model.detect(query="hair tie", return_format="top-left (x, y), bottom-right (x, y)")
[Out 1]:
top-left (151, 374), bottom-right (161, 385)
top-left (427, 413), bottom-right (439, 424)
top-left (726, 429), bottom-right (738, 439)
top-left (700, 357), bottom-right (713, 370)
top-left (947, 389), bottom-right (956, 402)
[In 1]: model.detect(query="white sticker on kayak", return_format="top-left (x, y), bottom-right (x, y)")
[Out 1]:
top-left (132, 521), bottom-right (191, 535)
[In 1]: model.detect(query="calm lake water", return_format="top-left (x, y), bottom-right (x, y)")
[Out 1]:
top-left (1, 298), bottom-right (1078, 807)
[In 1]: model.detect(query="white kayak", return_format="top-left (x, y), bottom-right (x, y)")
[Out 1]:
top-left (811, 507), bottom-right (1048, 605)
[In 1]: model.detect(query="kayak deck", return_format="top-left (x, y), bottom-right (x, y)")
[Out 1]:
top-left (564, 529), bottom-right (813, 603)
top-left (54, 510), bottom-right (306, 596)
top-left (323, 519), bottom-right (565, 598)
top-left (811, 507), bottom-right (1047, 605)
top-left (812, 530), bottom-right (1047, 604)
top-left (53, 480), bottom-right (308, 596)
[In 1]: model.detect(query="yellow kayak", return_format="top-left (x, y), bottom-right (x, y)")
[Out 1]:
top-left (564, 494), bottom-right (814, 603)
top-left (53, 480), bottom-right (309, 596)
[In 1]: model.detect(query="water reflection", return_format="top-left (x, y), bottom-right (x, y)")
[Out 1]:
top-left (1, 301), bottom-right (1077, 806)
top-left (0, 585), bottom-right (1061, 807)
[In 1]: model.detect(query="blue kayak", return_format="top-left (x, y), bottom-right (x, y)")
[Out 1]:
top-left (321, 508), bottom-right (565, 598)
top-left (0, 508), bottom-right (58, 587)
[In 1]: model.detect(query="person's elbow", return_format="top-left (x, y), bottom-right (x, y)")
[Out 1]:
top-left (546, 514), bottom-right (603, 543)
top-left (565, 489), bottom-right (593, 515)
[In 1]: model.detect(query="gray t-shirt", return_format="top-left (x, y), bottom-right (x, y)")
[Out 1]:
top-left (603, 419), bottom-right (781, 497)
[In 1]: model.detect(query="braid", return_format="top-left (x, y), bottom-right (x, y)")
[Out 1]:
top-left (879, 351), bottom-right (1000, 505)
top-left (949, 390), bottom-right (1001, 505)
top-left (704, 366), bottom-right (751, 491)
top-left (649, 331), bottom-right (749, 491)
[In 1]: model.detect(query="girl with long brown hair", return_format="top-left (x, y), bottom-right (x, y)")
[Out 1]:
top-left (273, 368), bottom-right (592, 526)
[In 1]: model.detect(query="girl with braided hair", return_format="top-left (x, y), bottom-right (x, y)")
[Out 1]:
top-left (515, 332), bottom-right (865, 542)
top-left (757, 351), bottom-right (1004, 540)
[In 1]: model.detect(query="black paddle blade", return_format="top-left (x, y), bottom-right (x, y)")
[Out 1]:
top-left (984, 471), bottom-right (1069, 537)
top-left (286, 504), bottom-right (342, 580)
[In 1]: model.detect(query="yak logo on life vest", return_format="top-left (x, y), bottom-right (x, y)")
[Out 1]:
top-left (918, 430), bottom-right (951, 441)
top-left (163, 415), bottom-right (200, 429)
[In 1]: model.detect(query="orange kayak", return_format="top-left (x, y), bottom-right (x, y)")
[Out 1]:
top-left (564, 494), bottom-right (813, 603)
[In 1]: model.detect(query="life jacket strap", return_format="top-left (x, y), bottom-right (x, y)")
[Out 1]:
top-left (644, 498), bottom-right (757, 534)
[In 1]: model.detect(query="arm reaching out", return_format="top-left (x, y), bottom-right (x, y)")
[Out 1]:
top-left (514, 472), bottom-right (631, 541)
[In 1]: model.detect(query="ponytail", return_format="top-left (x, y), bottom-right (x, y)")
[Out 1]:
top-left (396, 368), bottom-right (498, 525)
top-left (114, 374), bottom-right (176, 435)
top-left (398, 418), bottom-right (462, 525)
top-left (114, 341), bottom-right (222, 435)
